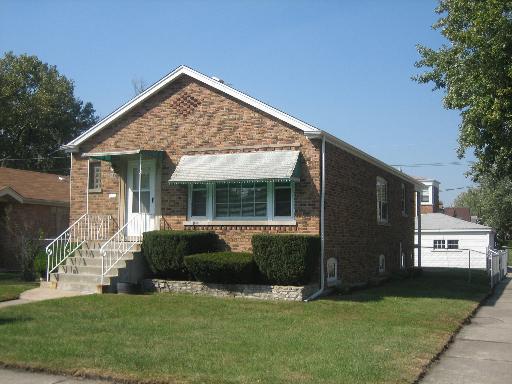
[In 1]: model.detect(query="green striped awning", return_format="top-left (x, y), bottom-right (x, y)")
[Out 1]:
top-left (82, 149), bottom-right (163, 162)
top-left (169, 151), bottom-right (300, 184)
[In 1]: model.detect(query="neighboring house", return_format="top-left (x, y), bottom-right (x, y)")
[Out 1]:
top-left (414, 178), bottom-right (495, 269)
top-left (415, 177), bottom-right (441, 214)
top-left (0, 167), bottom-right (69, 270)
top-left (54, 65), bottom-right (423, 292)
top-left (414, 213), bottom-right (495, 269)
top-left (443, 207), bottom-right (471, 222)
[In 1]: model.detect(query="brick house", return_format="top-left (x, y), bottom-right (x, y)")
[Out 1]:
top-left (0, 168), bottom-right (69, 270)
top-left (52, 65), bottom-right (423, 293)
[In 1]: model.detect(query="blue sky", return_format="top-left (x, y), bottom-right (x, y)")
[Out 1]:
top-left (0, 0), bottom-right (472, 204)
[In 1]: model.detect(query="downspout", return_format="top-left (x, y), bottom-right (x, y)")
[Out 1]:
top-left (139, 153), bottom-right (142, 230)
top-left (86, 157), bottom-right (90, 214)
top-left (305, 133), bottom-right (326, 301)
top-left (416, 190), bottom-right (422, 267)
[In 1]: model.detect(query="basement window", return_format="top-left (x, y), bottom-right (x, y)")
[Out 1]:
top-left (327, 257), bottom-right (338, 287)
top-left (378, 254), bottom-right (386, 274)
top-left (88, 161), bottom-right (101, 192)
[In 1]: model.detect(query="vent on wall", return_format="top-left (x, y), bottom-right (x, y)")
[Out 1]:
top-left (169, 91), bottom-right (201, 117)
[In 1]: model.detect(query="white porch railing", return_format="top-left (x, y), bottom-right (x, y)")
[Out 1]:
top-left (46, 214), bottom-right (114, 281)
top-left (487, 248), bottom-right (508, 288)
top-left (100, 213), bottom-right (149, 285)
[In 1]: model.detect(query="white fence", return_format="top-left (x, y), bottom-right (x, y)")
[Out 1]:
top-left (488, 248), bottom-right (508, 288)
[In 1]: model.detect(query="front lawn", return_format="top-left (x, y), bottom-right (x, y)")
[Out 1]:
top-left (0, 269), bottom-right (489, 384)
top-left (0, 272), bottom-right (38, 302)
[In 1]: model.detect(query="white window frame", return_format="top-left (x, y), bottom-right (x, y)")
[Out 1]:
top-left (401, 183), bottom-right (407, 216)
top-left (421, 187), bottom-right (431, 205)
top-left (326, 257), bottom-right (338, 287)
top-left (399, 241), bottom-right (405, 269)
top-left (187, 184), bottom-right (212, 220)
top-left (88, 160), bottom-right (101, 192)
top-left (376, 177), bottom-right (389, 224)
top-left (187, 181), bottom-right (295, 223)
top-left (433, 239), bottom-right (446, 249)
top-left (447, 240), bottom-right (459, 250)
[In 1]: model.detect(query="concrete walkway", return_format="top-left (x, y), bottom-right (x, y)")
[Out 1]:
top-left (0, 287), bottom-right (88, 309)
top-left (421, 274), bottom-right (512, 384)
top-left (0, 368), bottom-right (109, 383)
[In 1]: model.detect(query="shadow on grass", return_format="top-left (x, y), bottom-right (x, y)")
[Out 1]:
top-left (323, 268), bottom-right (492, 303)
top-left (0, 316), bottom-right (32, 326)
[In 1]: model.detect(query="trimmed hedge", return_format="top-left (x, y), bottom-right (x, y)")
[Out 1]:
top-left (184, 252), bottom-right (255, 284)
top-left (252, 234), bottom-right (320, 285)
top-left (142, 230), bottom-right (218, 278)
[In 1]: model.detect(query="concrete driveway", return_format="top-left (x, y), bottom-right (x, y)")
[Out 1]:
top-left (421, 274), bottom-right (512, 384)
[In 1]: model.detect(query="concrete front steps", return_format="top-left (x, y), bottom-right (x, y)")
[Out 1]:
top-left (48, 241), bottom-right (145, 294)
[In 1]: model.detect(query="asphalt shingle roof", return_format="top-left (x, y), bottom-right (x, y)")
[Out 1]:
top-left (0, 167), bottom-right (69, 204)
top-left (415, 213), bottom-right (492, 231)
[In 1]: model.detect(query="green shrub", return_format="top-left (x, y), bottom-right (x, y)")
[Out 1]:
top-left (252, 234), bottom-right (320, 285)
top-left (184, 252), bottom-right (255, 284)
top-left (33, 248), bottom-right (47, 279)
top-left (142, 230), bottom-right (218, 278)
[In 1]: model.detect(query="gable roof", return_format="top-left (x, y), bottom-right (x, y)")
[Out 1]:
top-left (64, 65), bottom-right (319, 150)
top-left (0, 167), bottom-right (69, 206)
top-left (415, 213), bottom-right (493, 232)
top-left (64, 65), bottom-right (423, 189)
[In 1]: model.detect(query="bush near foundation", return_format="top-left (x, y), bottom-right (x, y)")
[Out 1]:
top-left (252, 234), bottom-right (320, 285)
top-left (142, 230), bottom-right (218, 278)
top-left (184, 252), bottom-right (255, 284)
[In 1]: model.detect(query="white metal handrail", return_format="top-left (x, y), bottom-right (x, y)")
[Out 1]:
top-left (46, 214), bottom-right (113, 281)
top-left (100, 214), bottom-right (148, 284)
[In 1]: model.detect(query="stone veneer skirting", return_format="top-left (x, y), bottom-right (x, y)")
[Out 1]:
top-left (143, 279), bottom-right (319, 301)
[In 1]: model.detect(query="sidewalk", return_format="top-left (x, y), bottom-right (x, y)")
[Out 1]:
top-left (0, 287), bottom-right (88, 309)
top-left (421, 274), bottom-right (512, 384)
top-left (0, 368), bottom-right (108, 383)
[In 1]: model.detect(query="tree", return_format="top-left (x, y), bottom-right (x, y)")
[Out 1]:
top-left (0, 52), bottom-right (98, 173)
top-left (415, 0), bottom-right (512, 180)
top-left (453, 176), bottom-right (512, 242)
top-left (131, 77), bottom-right (147, 96)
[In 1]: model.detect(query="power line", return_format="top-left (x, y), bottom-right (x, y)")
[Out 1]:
top-left (391, 161), bottom-right (473, 168)
top-left (0, 156), bottom-right (68, 161)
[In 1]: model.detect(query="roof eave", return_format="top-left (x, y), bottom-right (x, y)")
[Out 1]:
top-left (305, 131), bottom-right (425, 190)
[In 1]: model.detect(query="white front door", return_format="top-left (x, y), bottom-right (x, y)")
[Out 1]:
top-left (126, 160), bottom-right (156, 236)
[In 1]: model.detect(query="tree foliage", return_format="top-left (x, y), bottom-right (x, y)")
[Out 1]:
top-left (0, 52), bottom-right (98, 173)
top-left (415, 0), bottom-right (512, 180)
top-left (454, 177), bottom-right (512, 242)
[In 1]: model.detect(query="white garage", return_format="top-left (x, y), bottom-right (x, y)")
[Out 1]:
top-left (415, 213), bottom-right (495, 269)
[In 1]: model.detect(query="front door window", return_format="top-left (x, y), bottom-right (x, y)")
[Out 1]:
top-left (127, 160), bottom-right (156, 236)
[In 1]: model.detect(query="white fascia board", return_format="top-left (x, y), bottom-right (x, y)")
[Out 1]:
top-left (65, 65), bottom-right (320, 151)
top-left (0, 187), bottom-right (24, 203)
top-left (415, 229), bottom-right (494, 234)
top-left (305, 131), bottom-right (425, 190)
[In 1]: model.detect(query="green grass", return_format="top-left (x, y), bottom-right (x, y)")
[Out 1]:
top-left (0, 269), bottom-right (489, 384)
top-left (0, 272), bottom-right (38, 302)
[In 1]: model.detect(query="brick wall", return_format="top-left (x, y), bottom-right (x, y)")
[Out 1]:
top-left (324, 142), bottom-right (416, 285)
top-left (71, 75), bottom-right (321, 251)
top-left (0, 202), bottom-right (69, 270)
top-left (70, 74), bottom-right (416, 285)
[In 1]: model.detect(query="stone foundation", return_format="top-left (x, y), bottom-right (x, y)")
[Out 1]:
top-left (143, 279), bottom-right (319, 301)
